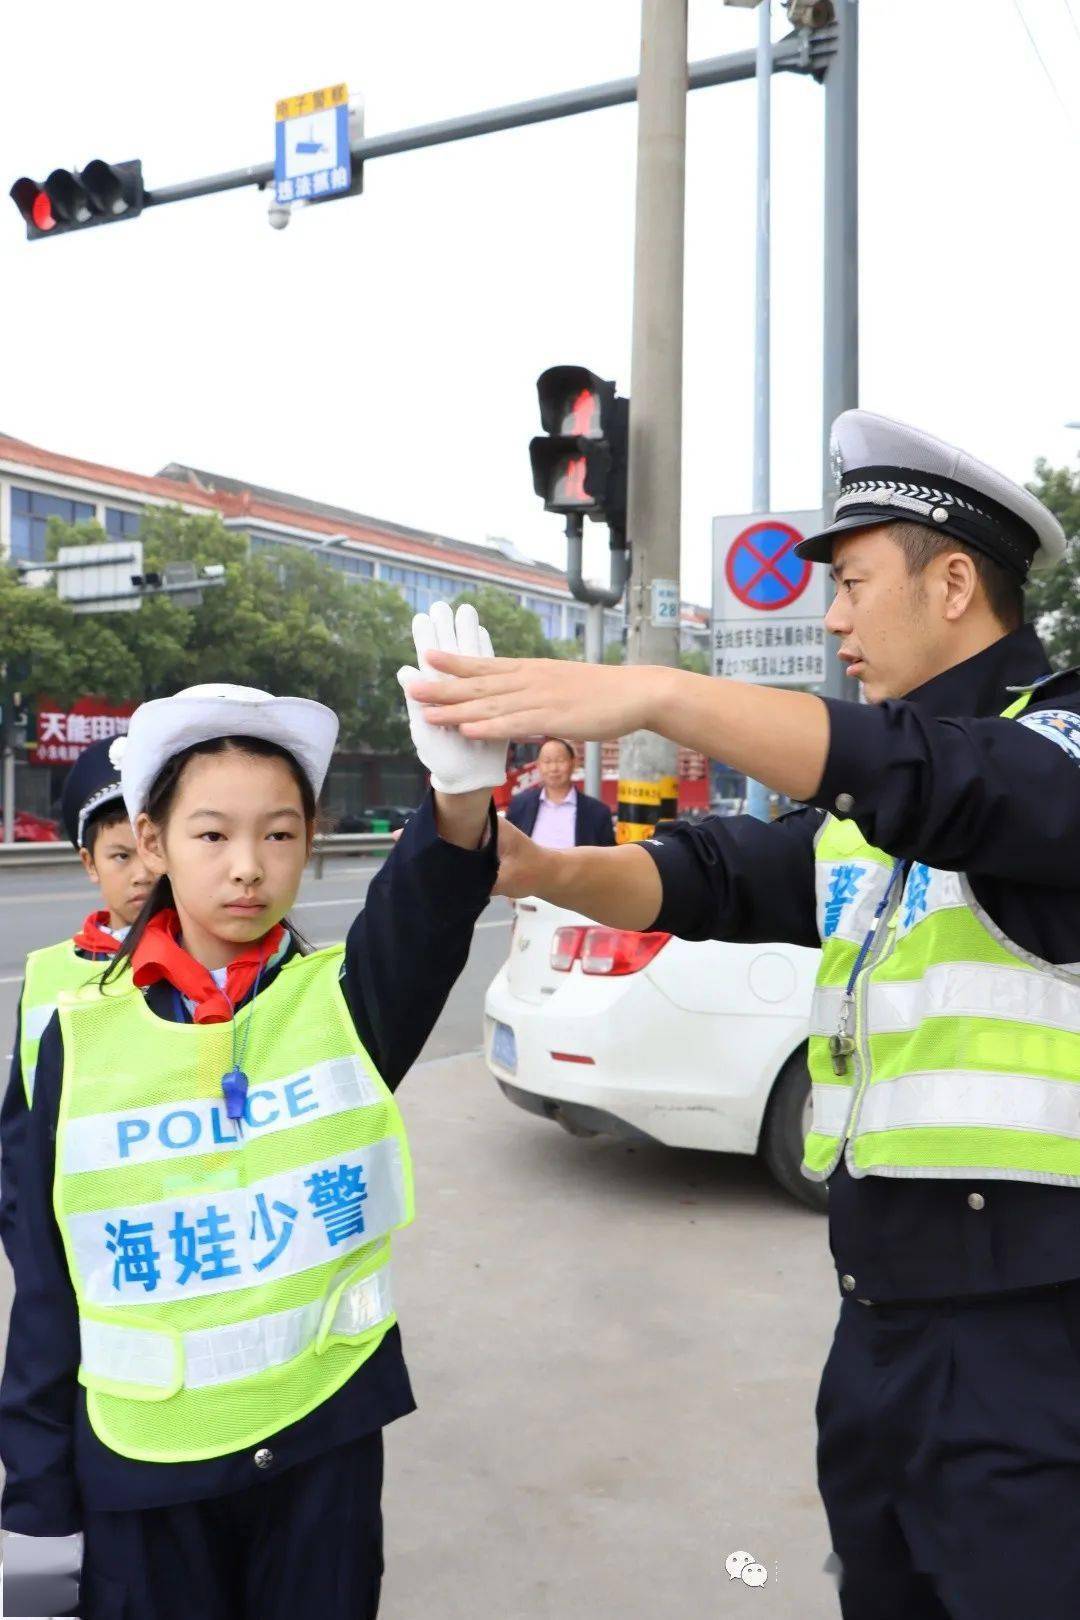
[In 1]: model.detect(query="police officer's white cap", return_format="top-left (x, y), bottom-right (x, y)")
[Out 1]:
top-left (795, 409), bottom-right (1066, 578)
top-left (121, 683), bottom-right (339, 824)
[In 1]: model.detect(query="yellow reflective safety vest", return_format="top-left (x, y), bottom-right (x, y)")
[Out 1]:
top-left (53, 946), bottom-right (414, 1464)
top-left (803, 694), bottom-right (1080, 1187)
top-left (19, 940), bottom-right (110, 1106)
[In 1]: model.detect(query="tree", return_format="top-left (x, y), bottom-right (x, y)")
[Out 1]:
top-left (24, 508), bottom-right (416, 750)
top-left (449, 584), bottom-right (554, 659)
top-left (1025, 459), bottom-right (1080, 670)
top-left (0, 560), bottom-right (141, 706)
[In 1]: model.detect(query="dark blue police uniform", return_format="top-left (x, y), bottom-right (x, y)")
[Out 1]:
top-left (0, 792), bottom-right (496, 1619)
top-left (644, 624), bottom-right (1080, 1617)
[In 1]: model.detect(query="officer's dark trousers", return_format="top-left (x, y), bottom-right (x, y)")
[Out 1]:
top-left (78, 1431), bottom-right (384, 1620)
top-left (817, 1285), bottom-right (1080, 1618)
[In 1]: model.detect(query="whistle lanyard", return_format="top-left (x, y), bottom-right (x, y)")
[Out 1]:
top-left (846, 859), bottom-right (906, 996)
top-left (829, 859), bottom-right (906, 1076)
top-left (170, 959), bottom-right (267, 1136)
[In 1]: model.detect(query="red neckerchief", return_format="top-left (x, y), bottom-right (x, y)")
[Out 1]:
top-left (72, 911), bottom-right (122, 956)
top-left (131, 908), bottom-right (285, 1025)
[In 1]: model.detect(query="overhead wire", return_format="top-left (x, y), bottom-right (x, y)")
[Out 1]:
top-left (1010, 0), bottom-right (1078, 129)
top-left (1064, 0), bottom-right (1080, 50)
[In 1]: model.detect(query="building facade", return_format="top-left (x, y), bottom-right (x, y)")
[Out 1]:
top-left (0, 431), bottom-right (710, 822)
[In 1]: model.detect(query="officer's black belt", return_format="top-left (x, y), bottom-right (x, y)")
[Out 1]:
top-left (852, 1279), bottom-right (1078, 1310)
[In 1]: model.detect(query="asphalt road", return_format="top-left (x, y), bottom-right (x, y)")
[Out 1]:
top-left (0, 857), bottom-right (516, 1071)
top-left (0, 860), bottom-right (840, 1618)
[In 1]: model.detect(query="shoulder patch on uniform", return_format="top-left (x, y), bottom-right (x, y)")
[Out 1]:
top-left (1017, 708), bottom-right (1080, 761)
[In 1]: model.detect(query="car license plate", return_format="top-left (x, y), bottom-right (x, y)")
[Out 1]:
top-left (491, 1021), bottom-right (517, 1074)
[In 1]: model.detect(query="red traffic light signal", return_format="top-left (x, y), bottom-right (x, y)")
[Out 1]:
top-left (528, 439), bottom-right (613, 515)
top-left (529, 365), bottom-right (629, 535)
top-left (9, 160), bottom-right (143, 241)
top-left (535, 366), bottom-right (613, 438)
top-left (10, 178), bottom-right (55, 234)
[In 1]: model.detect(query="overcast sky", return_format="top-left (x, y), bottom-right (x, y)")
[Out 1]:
top-left (4, 0), bottom-right (1080, 606)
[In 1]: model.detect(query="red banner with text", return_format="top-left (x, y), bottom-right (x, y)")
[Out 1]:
top-left (32, 696), bottom-right (137, 767)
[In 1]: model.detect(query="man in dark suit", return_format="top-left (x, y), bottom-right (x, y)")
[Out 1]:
top-left (505, 737), bottom-right (615, 848)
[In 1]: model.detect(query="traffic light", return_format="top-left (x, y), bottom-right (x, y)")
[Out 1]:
top-left (9, 160), bottom-right (143, 241)
top-left (529, 366), bottom-right (629, 539)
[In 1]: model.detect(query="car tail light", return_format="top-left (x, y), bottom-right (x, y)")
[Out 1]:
top-left (551, 925), bottom-right (587, 971)
top-left (580, 928), bottom-right (671, 976)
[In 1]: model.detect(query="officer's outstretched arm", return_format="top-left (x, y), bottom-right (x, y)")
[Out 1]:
top-left (494, 818), bottom-right (662, 931)
top-left (408, 656), bottom-right (831, 804)
top-left (496, 806), bottom-right (823, 948)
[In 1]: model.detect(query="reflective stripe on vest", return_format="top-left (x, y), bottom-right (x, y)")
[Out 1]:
top-left (54, 946), bottom-right (414, 1463)
top-left (79, 1254), bottom-right (394, 1394)
top-left (19, 941), bottom-right (102, 1105)
top-left (804, 692), bottom-right (1080, 1187)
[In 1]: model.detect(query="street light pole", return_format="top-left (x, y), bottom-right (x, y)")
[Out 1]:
top-left (821, 0), bottom-right (859, 702)
top-left (746, 0), bottom-right (775, 822)
top-left (753, 0), bottom-right (772, 521)
top-left (617, 0), bottom-right (688, 843)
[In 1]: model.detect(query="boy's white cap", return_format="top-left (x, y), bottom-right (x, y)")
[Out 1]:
top-left (121, 683), bottom-right (339, 824)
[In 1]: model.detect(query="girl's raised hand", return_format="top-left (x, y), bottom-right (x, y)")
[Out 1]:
top-left (397, 602), bottom-right (509, 793)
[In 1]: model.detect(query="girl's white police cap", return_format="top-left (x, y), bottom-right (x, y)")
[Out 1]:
top-left (795, 408), bottom-right (1066, 579)
top-left (121, 683), bottom-right (339, 824)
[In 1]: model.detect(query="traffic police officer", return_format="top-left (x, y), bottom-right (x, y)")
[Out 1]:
top-left (411, 409), bottom-right (1080, 1619)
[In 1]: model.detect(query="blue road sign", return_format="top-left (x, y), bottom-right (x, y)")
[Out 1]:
top-left (275, 85), bottom-right (352, 206)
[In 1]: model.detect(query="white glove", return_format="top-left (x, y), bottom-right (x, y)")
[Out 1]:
top-left (396, 601), bottom-right (508, 794)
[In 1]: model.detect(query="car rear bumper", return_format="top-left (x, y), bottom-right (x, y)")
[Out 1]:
top-left (483, 965), bottom-right (782, 1154)
top-left (494, 1078), bottom-right (656, 1143)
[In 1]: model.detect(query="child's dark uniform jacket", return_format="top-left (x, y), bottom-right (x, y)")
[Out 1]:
top-left (0, 796), bottom-right (496, 1573)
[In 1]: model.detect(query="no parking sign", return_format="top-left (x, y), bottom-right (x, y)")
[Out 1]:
top-left (712, 510), bottom-right (826, 686)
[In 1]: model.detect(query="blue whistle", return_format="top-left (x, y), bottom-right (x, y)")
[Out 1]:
top-left (221, 1068), bottom-right (249, 1122)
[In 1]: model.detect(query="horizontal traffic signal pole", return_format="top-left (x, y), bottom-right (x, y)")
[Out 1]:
top-left (86, 31), bottom-right (830, 217)
top-left (67, 576), bottom-right (226, 608)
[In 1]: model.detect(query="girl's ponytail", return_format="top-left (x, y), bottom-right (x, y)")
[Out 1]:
top-left (100, 873), bottom-right (175, 992)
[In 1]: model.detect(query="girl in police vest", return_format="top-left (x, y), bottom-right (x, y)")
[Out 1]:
top-left (0, 602), bottom-right (505, 1620)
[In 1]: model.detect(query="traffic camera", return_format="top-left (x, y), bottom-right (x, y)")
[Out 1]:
top-left (786, 1), bottom-right (834, 26)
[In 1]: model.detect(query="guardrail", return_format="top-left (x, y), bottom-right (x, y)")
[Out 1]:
top-left (0, 832), bottom-right (397, 877)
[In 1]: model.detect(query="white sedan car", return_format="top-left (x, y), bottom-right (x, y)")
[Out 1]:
top-left (483, 897), bottom-right (825, 1211)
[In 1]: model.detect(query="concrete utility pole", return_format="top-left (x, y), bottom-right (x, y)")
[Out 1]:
top-left (617, 0), bottom-right (688, 843)
top-left (821, 0), bottom-right (858, 701)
